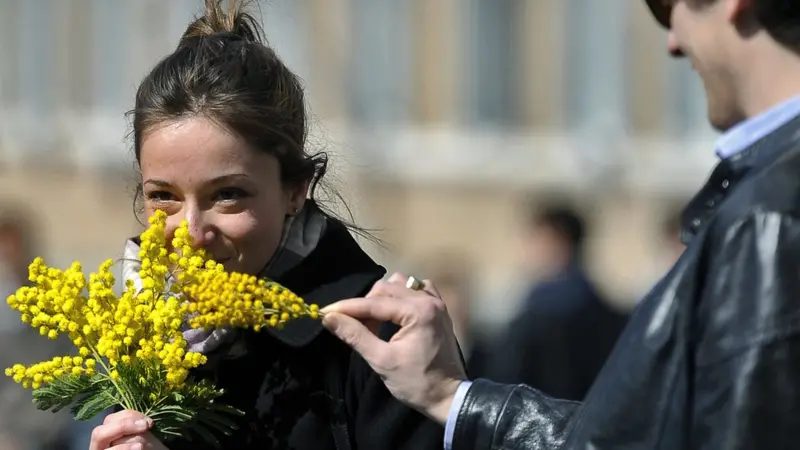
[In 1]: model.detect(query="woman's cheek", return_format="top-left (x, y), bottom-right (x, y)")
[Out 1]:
top-left (226, 214), bottom-right (284, 274)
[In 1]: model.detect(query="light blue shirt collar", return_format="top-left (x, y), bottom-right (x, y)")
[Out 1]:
top-left (715, 95), bottom-right (800, 160)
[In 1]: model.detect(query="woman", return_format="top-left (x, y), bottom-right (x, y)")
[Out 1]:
top-left (88, 1), bottom-right (442, 449)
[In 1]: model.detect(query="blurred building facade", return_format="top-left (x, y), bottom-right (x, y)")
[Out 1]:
top-left (0, 0), bottom-right (716, 328)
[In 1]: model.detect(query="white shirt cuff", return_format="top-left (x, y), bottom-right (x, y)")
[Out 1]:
top-left (443, 380), bottom-right (473, 450)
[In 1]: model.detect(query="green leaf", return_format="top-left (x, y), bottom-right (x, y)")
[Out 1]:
top-left (72, 383), bottom-right (119, 421)
top-left (27, 358), bottom-right (243, 447)
top-left (32, 374), bottom-right (94, 413)
top-left (146, 389), bottom-right (243, 448)
top-left (38, 359), bottom-right (243, 447)
top-left (114, 360), bottom-right (161, 413)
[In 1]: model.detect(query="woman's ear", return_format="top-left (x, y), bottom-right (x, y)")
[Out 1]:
top-left (286, 180), bottom-right (311, 215)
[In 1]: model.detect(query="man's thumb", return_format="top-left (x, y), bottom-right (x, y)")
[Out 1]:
top-left (322, 311), bottom-right (387, 365)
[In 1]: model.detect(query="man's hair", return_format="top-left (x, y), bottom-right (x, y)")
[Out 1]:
top-left (689, 0), bottom-right (800, 48)
top-left (531, 205), bottom-right (587, 256)
top-left (753, 0), bottom-right (800, 49)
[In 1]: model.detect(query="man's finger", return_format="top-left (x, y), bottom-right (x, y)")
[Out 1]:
top-left (366, 279), bottom-right (431, 300)
top-left (322, 311), bottom-right (390, 364)
top-left (321, 296), bottom-right (417, 325)
top-left (364, 272), bottom-right (408, 298)
top-left (386, 272), bottom-right (409, 285)
top-left (421, 279), bottom-right (441, 298)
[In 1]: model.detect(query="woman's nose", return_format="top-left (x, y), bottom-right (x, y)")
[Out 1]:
top-left (184, 209), bottom-right (216, 249)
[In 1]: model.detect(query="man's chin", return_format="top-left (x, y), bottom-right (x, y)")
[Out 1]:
top-left (708, 110), bottom-right (744, 132)
top-left (705, 96), bottom-right (745, 132)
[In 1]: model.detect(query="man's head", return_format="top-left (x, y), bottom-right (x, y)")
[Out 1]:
top-left (644, 0), bottom-right (800, 130)
top-left (523, 204), bottom-right (586, 279)
top-left (647, 0), bottom-right (800, 46)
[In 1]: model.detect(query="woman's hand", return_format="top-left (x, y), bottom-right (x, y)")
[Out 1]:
top-left (89, 409), bottom-right (168, 450)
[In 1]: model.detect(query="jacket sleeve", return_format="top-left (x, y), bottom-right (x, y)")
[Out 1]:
top-left (452, 379), bottom-right (580, 450)
top-left (691, 210), bottom-right (800, 450)
top-left (346, 325), bottom-right (445, 450)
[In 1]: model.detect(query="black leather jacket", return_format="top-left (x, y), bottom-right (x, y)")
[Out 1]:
top-left (453, 115), bottom-right (800, 450)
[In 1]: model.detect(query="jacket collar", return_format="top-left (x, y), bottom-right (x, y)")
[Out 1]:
top-left (266, 215), bottom-right (385, 347)
top-left (681, 112), bottom-right (800, 243)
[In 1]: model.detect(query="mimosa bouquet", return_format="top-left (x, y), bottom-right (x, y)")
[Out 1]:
top-left (4, 210), bottom-right (319, 445)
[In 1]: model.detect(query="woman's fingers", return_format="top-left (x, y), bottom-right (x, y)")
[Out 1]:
top-left (90, 410), bottom-right (153, 450)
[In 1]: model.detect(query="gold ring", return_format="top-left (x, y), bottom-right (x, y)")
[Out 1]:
top-left (406, 276), bottom-right (424, 291)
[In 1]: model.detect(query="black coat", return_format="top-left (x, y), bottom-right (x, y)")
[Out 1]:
top-left (170, 219), bottom-right (443, 449)
top-left (452, 114), bottom-right (800, 450)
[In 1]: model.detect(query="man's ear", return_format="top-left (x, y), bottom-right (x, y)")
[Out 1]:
top-left (726, 0), bottom-right (754, 24)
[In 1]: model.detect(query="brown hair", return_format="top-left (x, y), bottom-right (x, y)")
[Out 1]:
top-left (753, 0), bottom-right (800, 49)
top-left (130, 0), bottom-right (366, 235)
top-left (685, 0), bottom-right (800, 48)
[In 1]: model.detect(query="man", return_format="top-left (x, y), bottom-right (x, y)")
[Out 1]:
top-left (322, 0), bottom-right (800, 448)
top-left (488, 205), bottom-right (625, 400)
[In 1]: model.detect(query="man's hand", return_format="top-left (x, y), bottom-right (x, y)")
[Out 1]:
top-left (321, 272), bottom-right (468, 424)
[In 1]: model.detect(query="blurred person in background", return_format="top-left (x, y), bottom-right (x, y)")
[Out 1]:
top-left (0, 208), bottom-right (35, 304)
top-left (321, 0), bottom-right (800, 448)
top-left (486, 204), bottom-right (626, 401)
top-left (0, 207), bottom-right (71, 449)
top-left (87, 1), bottom-right (442, 449)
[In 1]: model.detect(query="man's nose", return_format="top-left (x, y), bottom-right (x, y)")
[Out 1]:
top-left (667, 31), bottom-right (684, 58)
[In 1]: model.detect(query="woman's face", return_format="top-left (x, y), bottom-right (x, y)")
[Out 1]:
top-left (139, 116), bottom-right (307, 275)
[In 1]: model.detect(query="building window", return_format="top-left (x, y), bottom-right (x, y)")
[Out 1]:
top-left (348, 0), bottom-right (412, 125)
top-left (19, 0), bottom-right (56, 116)
top-left (563, 0), bottom-right (628, 134)
top-left (462, 0), bottom-right (522, 127)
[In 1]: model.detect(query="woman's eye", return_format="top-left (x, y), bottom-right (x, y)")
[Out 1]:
top-left (145, 190), bottom-right (175, 202)
top-left (215, 187), bottom-right (249, 202)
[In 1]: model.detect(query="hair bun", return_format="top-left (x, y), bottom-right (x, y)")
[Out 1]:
top-left (179, 0), bottom-right (263, 47)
